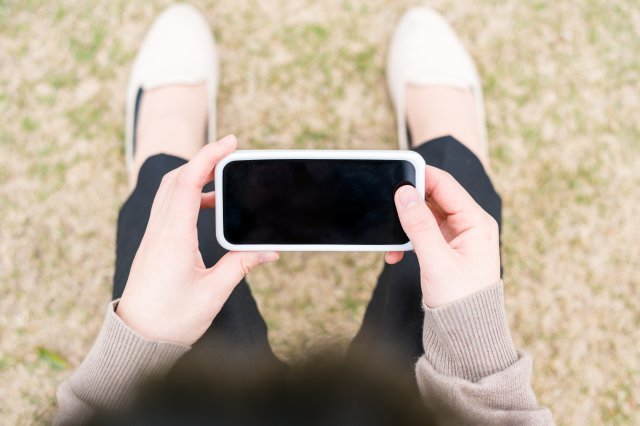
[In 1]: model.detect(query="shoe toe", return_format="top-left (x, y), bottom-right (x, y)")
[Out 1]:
top-left (388, 7), bottom-right (479, 97)
top-left (132, 4), bottom-right (218, 89)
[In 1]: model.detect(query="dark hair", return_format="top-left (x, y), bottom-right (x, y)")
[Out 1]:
top-left (86, 350), bottom-right (438, 426)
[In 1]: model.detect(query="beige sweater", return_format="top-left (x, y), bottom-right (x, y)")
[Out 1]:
top-left (54, 282), bottom-right (553, 425)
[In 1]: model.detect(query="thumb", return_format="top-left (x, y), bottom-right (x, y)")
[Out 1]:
top-left (395, 185), bottom-right (448, 259)
top-left (204, 251), bottom-right (279, 298)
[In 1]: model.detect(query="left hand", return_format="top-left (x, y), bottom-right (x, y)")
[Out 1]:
top-left (116, 135), bottom-right (279, 346)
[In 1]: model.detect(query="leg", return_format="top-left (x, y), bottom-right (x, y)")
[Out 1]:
top-left (115, 84), bottom-right (279, 366)
top-left (113, 152), bottom-right (279, 365)
top-left (350, 135), bottom-right (501, 371)
top-left (351, 7), bottom-right (501, 373)
top-left (116, 4), bottom-right (282, 367)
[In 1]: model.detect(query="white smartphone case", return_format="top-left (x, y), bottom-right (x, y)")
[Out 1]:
top-left (215, 150), bottom-right (426, 251)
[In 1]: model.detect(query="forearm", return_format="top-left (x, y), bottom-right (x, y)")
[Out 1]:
top-left (54, 301), bottom-right (189, 425)
top-left (416, 281), bottom-right (554, 425)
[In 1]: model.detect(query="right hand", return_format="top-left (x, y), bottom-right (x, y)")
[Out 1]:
top-left (386, 166), bottom-right (501, 308)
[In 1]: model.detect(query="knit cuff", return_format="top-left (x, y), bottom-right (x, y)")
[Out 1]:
top-left (68, 301), bottom-right (190, 411)
top-left (422, 281), bottom-right (518, 382)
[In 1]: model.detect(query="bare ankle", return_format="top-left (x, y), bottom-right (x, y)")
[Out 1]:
top-left (406, 85), bottom-right (488, 168)
top-left (131, 84), bottom-right (207, 185)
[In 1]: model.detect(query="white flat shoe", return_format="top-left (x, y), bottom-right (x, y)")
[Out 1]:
top-left (125, 4), bottom-right (219, 174)
top-left (386, 7), bottom-right (487, 152)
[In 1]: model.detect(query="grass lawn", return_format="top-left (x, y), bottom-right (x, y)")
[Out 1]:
top-left (1, 0), bottom-right (639, 423)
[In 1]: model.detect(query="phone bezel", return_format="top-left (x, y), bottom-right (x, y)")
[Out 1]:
top-left (215, 150), bottom-right (426, 251)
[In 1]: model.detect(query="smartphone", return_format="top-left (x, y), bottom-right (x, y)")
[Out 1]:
top-left (215, 150), bottom-right (425, 251)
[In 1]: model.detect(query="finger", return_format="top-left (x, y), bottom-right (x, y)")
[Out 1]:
top-left (146, 169), bottom-right (180, 223)
top-left (425, 166), bottom-right (486, 218)
top-left (179, 134), bottom-right (237, 188)
top-left (395, 185), bottom-right (448, 260)
top-left (385, 251), bottom-right (404, 264)
top-left (169, 135), bottom-right (237, 229)
top-left (204, 251), bottom-right (279, 299)
top-left (200, 191), bottom-right (215, 209)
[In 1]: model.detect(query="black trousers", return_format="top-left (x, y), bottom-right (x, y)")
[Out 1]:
top-left (112, 136), bottom-right (501, 371)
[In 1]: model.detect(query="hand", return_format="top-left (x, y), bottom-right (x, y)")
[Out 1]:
top-left (116, 135), bottom-right (279, 346)
top-left (386, 166), bottom-right (500, 308)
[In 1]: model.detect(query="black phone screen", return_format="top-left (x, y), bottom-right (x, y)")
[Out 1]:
top-left (221, 159), bottom-right (417, 245)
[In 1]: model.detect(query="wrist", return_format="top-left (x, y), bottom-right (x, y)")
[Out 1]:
top-left (115, 298), bottom-right (163, 342)
top-left (421, 280), bottom-right (518, 382)
top-left (116, 295), bottom-right (201, 346)
top-left (422, 271), bottom-right (501, 308)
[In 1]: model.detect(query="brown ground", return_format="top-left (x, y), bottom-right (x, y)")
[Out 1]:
top-left (1, 0), bottom-right (639, 424)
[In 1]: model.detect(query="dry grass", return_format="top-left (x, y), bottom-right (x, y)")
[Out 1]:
top-left (1, 0), bottom-right (639, 424)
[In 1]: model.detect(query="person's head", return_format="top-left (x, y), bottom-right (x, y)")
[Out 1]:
top-left (86, 350), bottom-right (438, 426)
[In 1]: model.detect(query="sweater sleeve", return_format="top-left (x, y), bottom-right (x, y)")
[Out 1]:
top-left (54, 301), bottom-right (190, 426)
top-left (415, 281), bottom-right (554, 425)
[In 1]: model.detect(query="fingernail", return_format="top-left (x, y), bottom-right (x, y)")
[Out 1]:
top-left (219, 134), bottom-right (236, 145)
top-left (398, 186), bottom-right (420, 208)
top-left (259, 252), bottom-right (279, 263)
